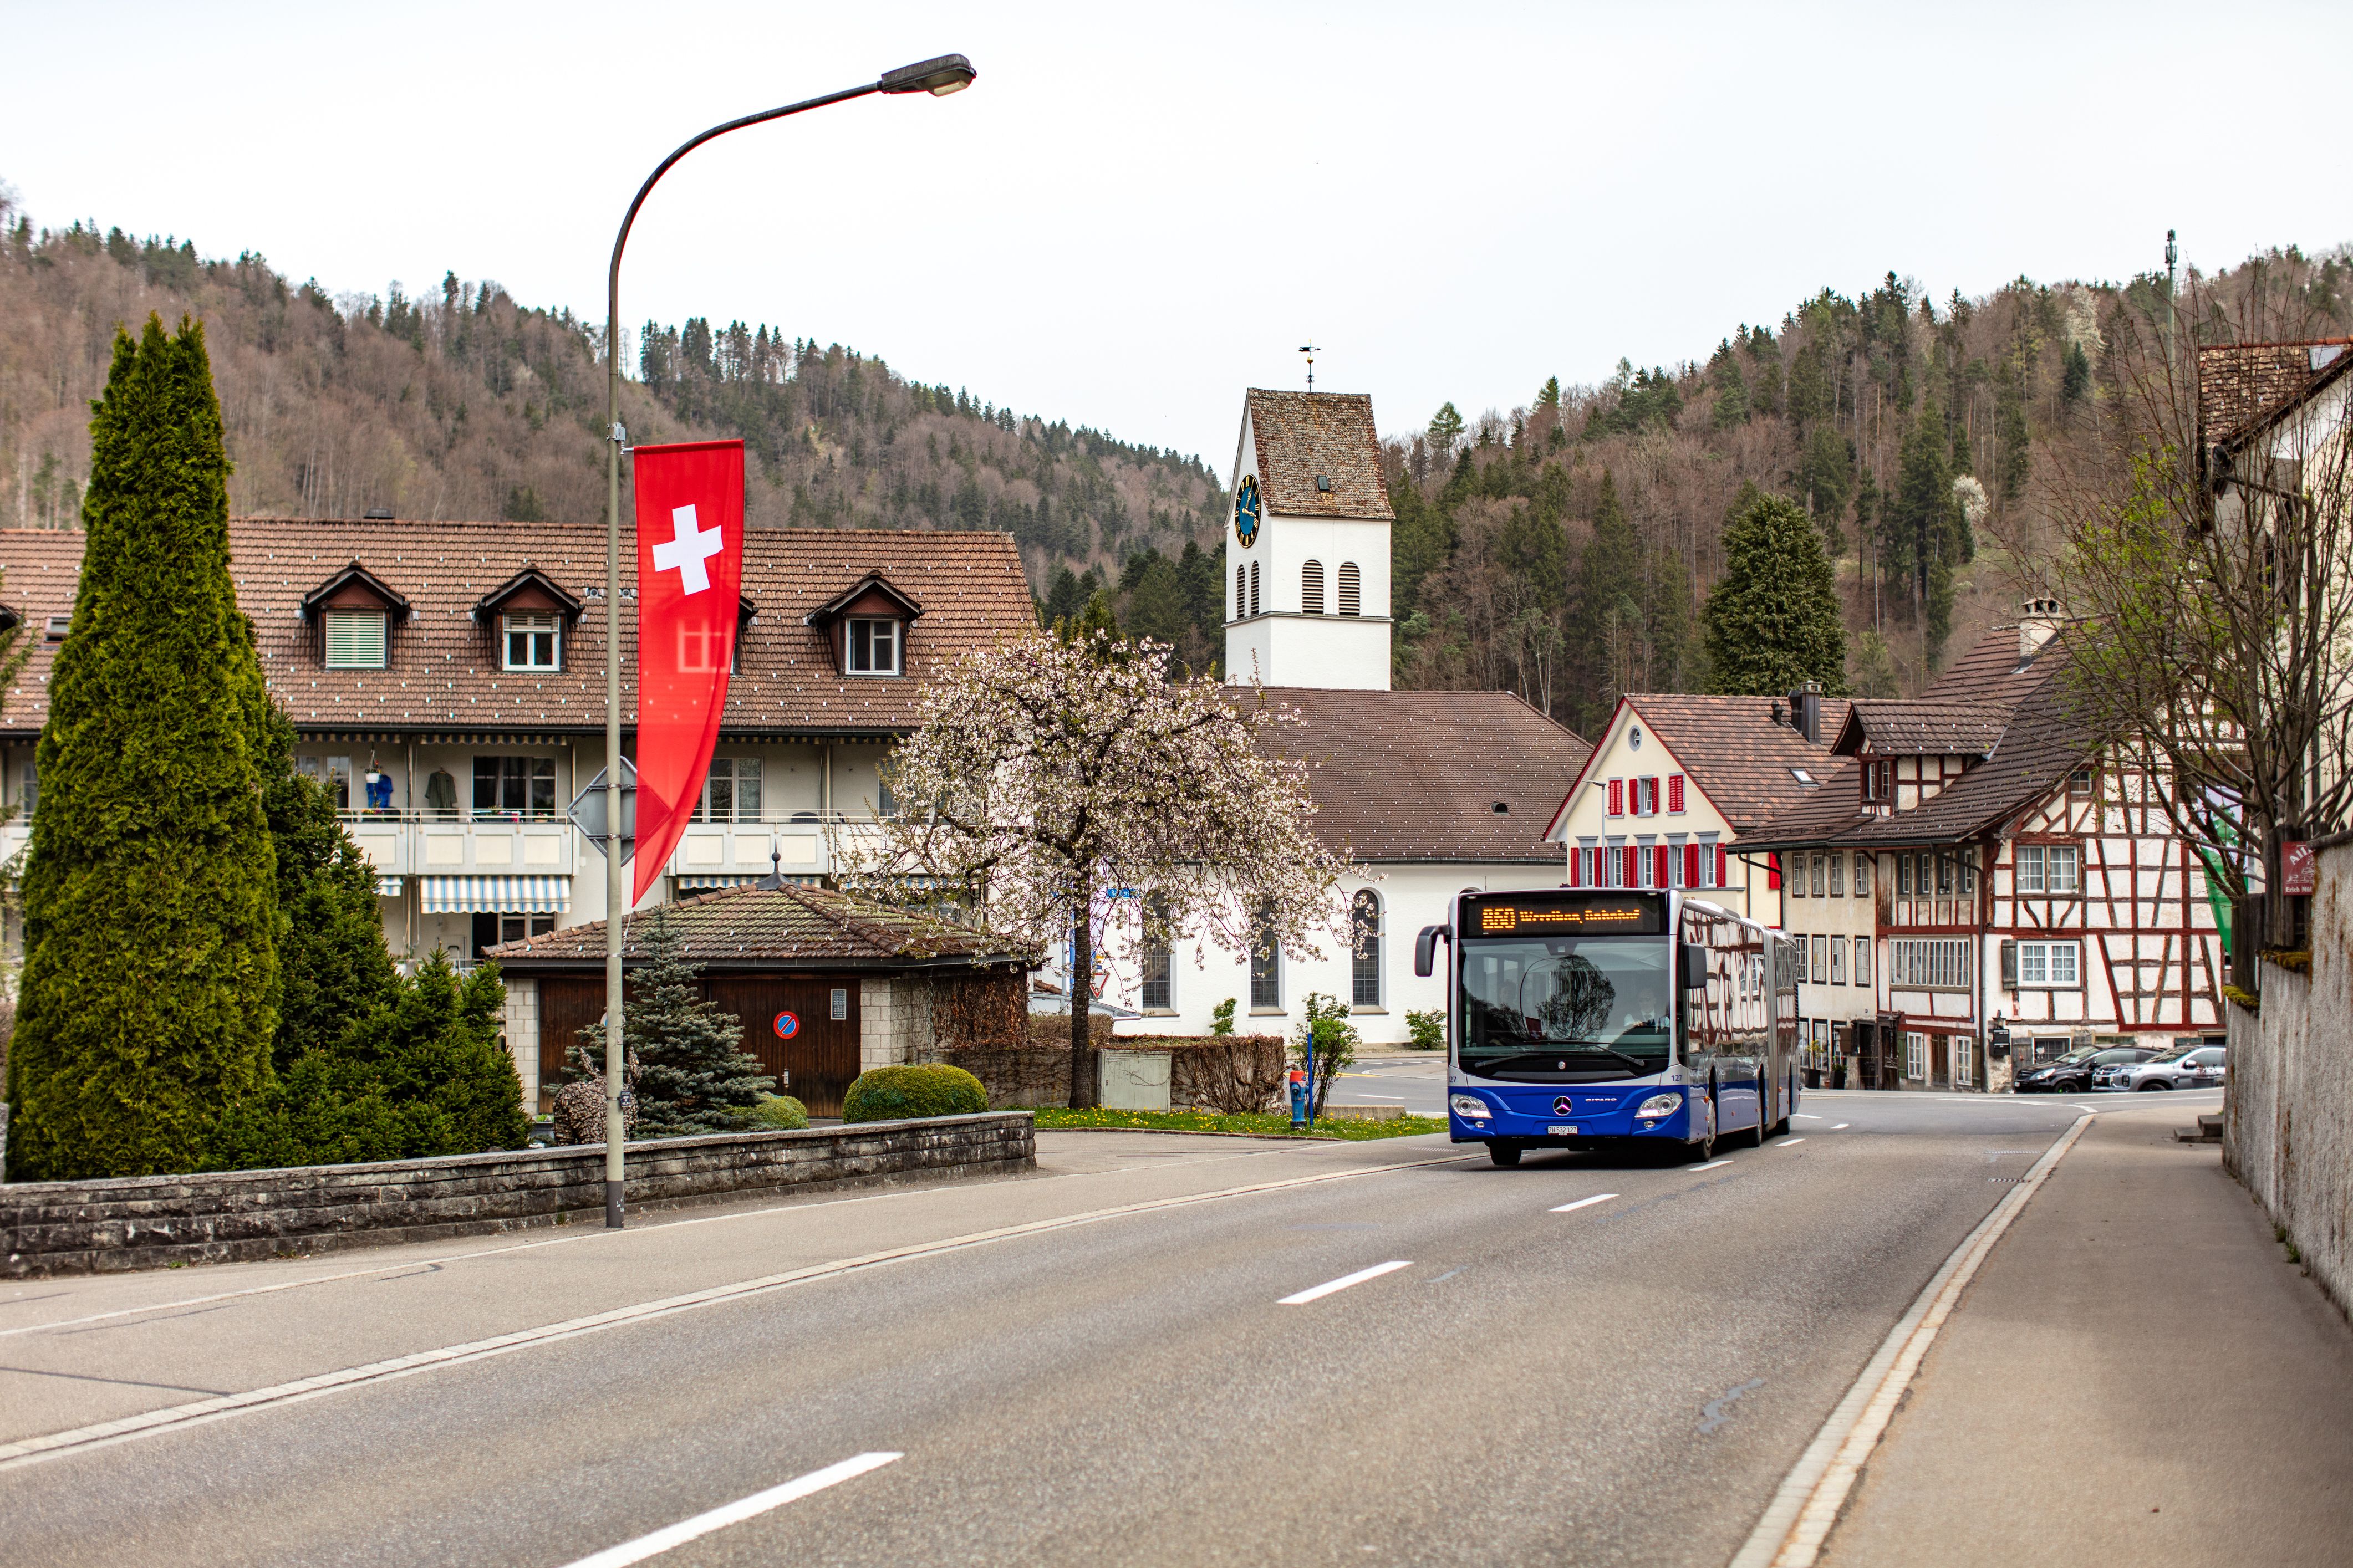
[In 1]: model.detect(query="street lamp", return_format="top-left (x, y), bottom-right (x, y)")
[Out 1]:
top-left (598, 53), bottom-right (976, 1229)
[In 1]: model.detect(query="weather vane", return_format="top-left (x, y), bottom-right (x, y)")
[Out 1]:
top-left (1300, 341), bottom-right (1321, 391)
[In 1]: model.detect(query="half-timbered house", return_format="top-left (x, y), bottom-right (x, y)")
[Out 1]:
top-left (1736, 612), bottom-right (2227, 1090)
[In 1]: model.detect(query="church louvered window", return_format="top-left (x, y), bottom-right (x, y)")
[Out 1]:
top-left (1235, 565), bottom-right (1246, 621)
top-left (1302, 560), bottom-right (1325, 614)
top-left (1337, 561), bottom-right (1361, 616)
top-left (1248, 560), bottom-right (1260, 617)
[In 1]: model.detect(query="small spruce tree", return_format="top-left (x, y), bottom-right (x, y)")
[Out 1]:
top-left (7, 317), bottom-right (281, 1179)
top-left (1702, 487), bottom-right (1849, 697)
top-left (584, 907), bottom-right (772, 1137)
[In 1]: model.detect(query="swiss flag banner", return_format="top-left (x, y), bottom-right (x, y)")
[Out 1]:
top-left (631, 439), bottom-right (745, 902)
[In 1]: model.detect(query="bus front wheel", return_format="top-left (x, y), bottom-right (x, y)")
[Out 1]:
top-left (1687, 1097), bottom-right (1717, 1163)
top-left (1489, 1142), bottom-right (1522, 1168)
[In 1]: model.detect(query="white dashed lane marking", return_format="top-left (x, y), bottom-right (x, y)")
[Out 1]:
top-left (1279, 1260), bottom-right (1414, 1305)
top-left (1549, 1193), bottom-right (1619, 1214)
top-left (557, 1452), bottom-right (903, 1568)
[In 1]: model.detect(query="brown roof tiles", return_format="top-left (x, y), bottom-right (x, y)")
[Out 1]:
top-left (1833, 700), bottom-right (2012, 757)
top-left (2197, 339), bottom-right (2353, 450)
top-left (486, 881), bottom-right (1033, 971)
top-left (1241, 687), bottom-right (1590, 862)
top-left (0, 520), bottom-right (1038, 737)
top-left (1616, 694), bottom-right (1850, 835)
top-left (1244, 391), bottom-right (1394, 521)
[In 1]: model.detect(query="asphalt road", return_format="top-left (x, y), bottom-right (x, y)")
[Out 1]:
top-left (0, 1091), bottom-right (2125, 1567)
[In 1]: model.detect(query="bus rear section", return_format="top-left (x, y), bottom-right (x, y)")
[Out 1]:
top-left (1418, 889), bottom-right (1798, 1165)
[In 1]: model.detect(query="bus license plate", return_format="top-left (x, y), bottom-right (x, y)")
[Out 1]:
top-left (1549, 1125), bottom-right (1577, 1135)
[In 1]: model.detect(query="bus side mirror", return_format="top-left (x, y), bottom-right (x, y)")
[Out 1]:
top-left (1415, 923), bottom-right (1453, 978)
top-left (1682, 942), bottom-right (1709, 990)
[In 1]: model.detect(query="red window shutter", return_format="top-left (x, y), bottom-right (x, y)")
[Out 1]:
top-left (1668, 774), bottom-right (1685, 813)
top-left (1607, 779), bottom-right (1623, 816)
top-left (1684, 842), bottom-right (1700, 887)
top-left (1715, 845), bottom-right (1729, 886)
top-left (1623, 846), bottom-right (1640, 886)
top-left (1567, 849), bottom-right (1582, 887)
top-left (1654, 845), bottom-right (1670, 887)
top-left (1768, 853), bottom-right (1782, 891)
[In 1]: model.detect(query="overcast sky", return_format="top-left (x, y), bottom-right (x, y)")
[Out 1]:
top-left (6, 2), bottom-right (2350, 471)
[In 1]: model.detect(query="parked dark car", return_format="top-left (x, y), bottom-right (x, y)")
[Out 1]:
top-left (2016, 1045), bottom-right (2160, 1094)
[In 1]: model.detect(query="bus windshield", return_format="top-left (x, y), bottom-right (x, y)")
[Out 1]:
top-left (1459, 933), bottom-right (1673, 1080)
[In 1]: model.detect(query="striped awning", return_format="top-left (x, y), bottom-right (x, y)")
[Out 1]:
top-left (420, 875), bottom-right (571, 914)
top-left (376, 876), bottom-right (405, 897)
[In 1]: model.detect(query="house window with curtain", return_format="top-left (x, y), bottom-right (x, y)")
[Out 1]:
top-left (1853, 936), bottom-right (1872, 987)
top-left (846, 617), bottom-right (901, 675)
top-left (693, 758), bottom-right (763, 823)
top-left (473, 756), bottom-right (556, 820)
top-left (1302, 560), bottom-right (1326, 614)
top-left (324, 610), bottom-right (387, 669)
top-left (1831, 938), bottom-right (1846, 984)
top-left (1350, 890), bottom-right (1382, 1008)
top-left (502, 612), bottom-right (560, 671)
top-left (1337, 561), bottom-right (1361, 615)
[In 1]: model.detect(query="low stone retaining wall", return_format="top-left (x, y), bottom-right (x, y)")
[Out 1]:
top-left (0, 1112), bottom-right (1035, 1279)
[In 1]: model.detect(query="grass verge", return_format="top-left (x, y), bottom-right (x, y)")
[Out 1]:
top-left (1032, 1107), bottom-right (1446, 1140)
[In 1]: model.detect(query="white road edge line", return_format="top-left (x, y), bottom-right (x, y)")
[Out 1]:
top-left (557, 1452), bottom-right (902, 1568)
top-left (1549, 1193), bottom-right (1619, 1214)
top-left (1279, 1260), bottom-right (1414, 1305)
top-left (1690, 1160), bottom-right (1734, 1172)
top-left (1725, 1112), bottom-right (2093, 1568)
top-left (0, 1154), bottom-right (1476, 1473)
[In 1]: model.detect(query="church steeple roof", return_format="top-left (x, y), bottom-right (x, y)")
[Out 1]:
top-left (1243, 390), bottom-right (1393, 522)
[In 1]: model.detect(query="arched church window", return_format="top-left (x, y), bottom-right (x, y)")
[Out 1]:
top-left (1302, 560), bottom-right (1325, 615)
top-left (1248, 560), bottom-right (1260, 617)
top-left (1350, 889), bottom-right (1382, 1008)
top-left (1337, 561), bottom-right (1362, 616)
top-left (1235, 565), bottom-right (1246, 621)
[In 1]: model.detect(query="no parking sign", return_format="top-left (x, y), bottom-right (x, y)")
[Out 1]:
top-left (773, 1010), bottom-right (801, 1040)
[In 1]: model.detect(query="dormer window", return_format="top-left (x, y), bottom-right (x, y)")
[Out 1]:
top-left (847, 617), bottom-right (902, 676)
top-left (302, 561), bottom-right (410, 670)
top-left (503, 612), bottom-right (561, 670)
top-left (324, 611), bottom-right (388, 669)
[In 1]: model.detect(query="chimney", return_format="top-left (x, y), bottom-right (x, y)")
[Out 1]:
top-left (2019, 597), bottom-right (2064, 662)
top-left (1786, 680), bottom-right (1822, 745)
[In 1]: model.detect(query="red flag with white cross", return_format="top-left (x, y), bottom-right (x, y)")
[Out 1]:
top-left (631, 439), bottom-right (745, 902)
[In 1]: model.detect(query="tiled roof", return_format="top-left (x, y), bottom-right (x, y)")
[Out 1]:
top-left (1833, 700), bottom-right (2011, 757)
top-left (1241, 687), bottom-right (1590, 862)
top-left (486, 881), bottom-right (1034, 971)
top-left (1730, 756), bottom-right (1873, 851)
top-left (2197, 339), bottom-right (2353, 449)
top-left (1619, 693), bottom-right (1850, 835)
top-left (1737, 643), bottom-right (2100, 851)
top-left (0, 520), bottom-right (1037, 737)
top-left (1245, 391), bottom-right (1394, 521)
top-left (1922, 623), bottom-right (2066, 708)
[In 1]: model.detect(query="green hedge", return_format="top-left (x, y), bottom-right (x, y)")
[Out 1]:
top-left (742, 1094), bottom-right (810, 1131)
top-left (842, 1064), bottom-right (987, 1123)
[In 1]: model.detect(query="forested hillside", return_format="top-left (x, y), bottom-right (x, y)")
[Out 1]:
top-left (0, 194), bottom-right (1225, 616)
top-left (2, 182), bottom-right (2345, 712)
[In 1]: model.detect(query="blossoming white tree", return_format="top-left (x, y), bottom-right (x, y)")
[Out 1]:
top-left (853, 630), bottom-right (1355, 1104)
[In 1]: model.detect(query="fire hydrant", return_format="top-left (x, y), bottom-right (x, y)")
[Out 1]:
top-left (1288, 1068), bottom-right (1309, 1130)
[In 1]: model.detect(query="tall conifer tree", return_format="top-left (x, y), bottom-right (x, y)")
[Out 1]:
top-left (7, 317), bottom-right (281, 1179)
top-left (1701, 487), bottom-right (1848, 697)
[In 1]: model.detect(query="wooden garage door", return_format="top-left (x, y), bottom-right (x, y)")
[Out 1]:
top-left (537, 977), bottom-right (609, 1116)
top-left (705, 975), bottom-right (862, 1118)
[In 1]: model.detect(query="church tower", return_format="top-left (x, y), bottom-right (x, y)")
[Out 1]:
top-left (1222, 390), bottom-right (1393, 690)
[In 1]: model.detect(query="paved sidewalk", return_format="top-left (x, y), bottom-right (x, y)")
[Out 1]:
top-left (1821, 1099), bottom-right (2353, 1566)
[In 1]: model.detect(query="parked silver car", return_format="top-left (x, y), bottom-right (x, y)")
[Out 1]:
top-left (2116, 1045), bottom-right (2227, 1091)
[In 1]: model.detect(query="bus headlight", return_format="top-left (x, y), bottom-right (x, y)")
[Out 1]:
top-left (1450, 1094), bottom-right (1493, 1121)
top-left (1633, 1092), bottom-right (1683, 1121)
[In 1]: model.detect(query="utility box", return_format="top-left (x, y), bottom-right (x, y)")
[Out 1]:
top-left (1098, 1048), bottom-right (1172, 1112)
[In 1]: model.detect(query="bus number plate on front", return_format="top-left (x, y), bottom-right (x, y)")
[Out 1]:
top-left (1549, 1125), bottom-right (1577, 1135)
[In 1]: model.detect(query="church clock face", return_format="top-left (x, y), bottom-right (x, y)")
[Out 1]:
top-left (1233, 474), bottom-right (1261, 547)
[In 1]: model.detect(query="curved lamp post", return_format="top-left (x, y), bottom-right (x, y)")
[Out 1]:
top-left (599, 53), bottom-right (976, 1229)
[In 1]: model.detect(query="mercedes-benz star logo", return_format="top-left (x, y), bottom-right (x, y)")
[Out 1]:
top-left (1553, 1095), bottom-right (1575, 1116)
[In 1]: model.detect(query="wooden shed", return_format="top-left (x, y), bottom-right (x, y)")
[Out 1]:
top-left (486, 883), bottom-right (1034, 1117)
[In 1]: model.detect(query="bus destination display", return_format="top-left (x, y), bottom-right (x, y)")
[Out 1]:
top-left (1468, 893), bottom-right (1664, 936)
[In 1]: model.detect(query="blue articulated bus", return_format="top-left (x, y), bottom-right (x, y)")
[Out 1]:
top-left (1414, 888), bottom-right (1799, 1166)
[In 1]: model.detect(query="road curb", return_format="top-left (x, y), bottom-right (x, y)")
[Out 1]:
top-left (1726, 1111), bottom-right (2095, 1568)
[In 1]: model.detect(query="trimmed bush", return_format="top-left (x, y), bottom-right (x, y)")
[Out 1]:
top-left (842, 1064), bottom-right (987, 1123)
top-left (742, 1094), bottom-right (810, 1131)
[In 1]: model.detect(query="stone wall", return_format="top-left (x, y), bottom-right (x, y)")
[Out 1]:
top-left (2225, 843), bottom-right (2353, 1319)
top-left (0, 1112), bottom-right (1034, 1280)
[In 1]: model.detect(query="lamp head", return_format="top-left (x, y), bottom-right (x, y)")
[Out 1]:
top-left (880, 54), bottom-right (977, 95)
